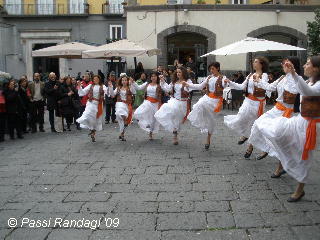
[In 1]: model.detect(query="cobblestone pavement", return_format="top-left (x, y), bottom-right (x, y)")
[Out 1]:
top-left (0, 96), bottom-right (319, 240)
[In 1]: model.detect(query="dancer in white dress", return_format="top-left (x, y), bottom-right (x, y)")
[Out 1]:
top-left (110, 74), bottom-right (136, 141)
top-left (154, 66), bottom-right (193, 145)
top-left (224, 57), bottom-right (269, 158)
top-left (185, 62), bottom-right (227, 150)
top-left (258, 56), bottom-right (320, 202)
top-left (248, 57), bottom-right (300, 161)
top-left (132, 72), bottom-right (164, 140)
top-left (77, 75), bottom-right (112, 142)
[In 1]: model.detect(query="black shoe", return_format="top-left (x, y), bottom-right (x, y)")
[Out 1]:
top-left (287, 191), bottom-right (305, 202)
top-left (39, 128), bottom-right (45, 132)
top-left (31, 129), bottom-right (37, 133)
top-left (256, 153), bottom-right (268, 160)
top-left (76, 125), bottom-right (81, 130)
top-left (205, 144), bottom-right (210, 150)
top-left (238, 137), bottom-right (248, 145)
top-left (23, 130), bottom-right (29, 134)
top-left (10, 136), bottom-right (15, 140)
top-left (271, 170), bottom-right (287, 178)
top-left (63, 128), bottom-right (66, 132)
top-left (51, 128), bottom-right (57, 133)
top-left (17, 135), bottom-right (24, 139)
top-left (244, 149), bottom-right (253, 159)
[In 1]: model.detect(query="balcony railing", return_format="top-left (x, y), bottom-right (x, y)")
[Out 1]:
top-left (2, 4), bottom-right (89, 16)
top-left (102, 3), bottom-right (124, 14)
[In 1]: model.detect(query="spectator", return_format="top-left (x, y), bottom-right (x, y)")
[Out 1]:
top-left (0, 82), bottom-right (6, 142)
top-left (29, 73), bottom-right (45, 133)
top-left (135, 62), bottom-right (144, 75)
top-left (235, 71), bottom-right (245, 84)
top-left (173, 59), bottom-right (180, 69)
top-left (186, 57), bottom-right (196, 73)
top-left (18, 77), bottom-right (31, 133)
top-left (79, 73), bottom-right (92, 116)
top-left (133, 72), bottom-right (147, 108)
top-left (75, 72), bottom-right (82, 81)
top-left (4, 79), bottom-right (23, 139)
top-left (98, 69), bottom-right (105, 83)
top-left (105, 71), bottom-right (117, 124)
top-left (187, 67), bottom-right (196, 83)
top-left (44, 72), bottom-right (59, 132)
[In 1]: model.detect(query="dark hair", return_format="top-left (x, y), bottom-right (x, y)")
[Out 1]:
top-left (92, 75), bottom-right (103, 85)
top-left (255, 57), bottom-right (269, 73)
top-left (149, 71), bottom-right (160, 84)
top-left (172, 66), bottom-right (189, 84)
top-left (117, 75), bottom-right (129, 88)
top-left (309, 55), bottom-right (320, 83)
top-left (18, 78), bottom-right (27, 87)
top-left (208, 62), bottom-right (221, 72)
top-left (283, 56), bottom-right (301, 75)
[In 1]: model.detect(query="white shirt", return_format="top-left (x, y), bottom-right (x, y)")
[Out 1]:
top-left (160, 80), bottom-right (193, 100)
top-left (78, 84), bottom-right (109, 98)
top-left (187, 74), bottom-right (227, 92)
top-left (133, 82), bottom-right (165, 99)
top-left (111, 85), bottom-right (136, 101)
top-left (33, 81), bottom-right (43, 101)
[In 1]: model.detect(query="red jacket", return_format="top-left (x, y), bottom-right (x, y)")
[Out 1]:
top-left (80, 80), bottom-right (92, 106)
top-left (0, 90), bottom-right (5, 113)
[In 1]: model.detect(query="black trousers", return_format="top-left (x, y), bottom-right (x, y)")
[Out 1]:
top-left (21, 111), bottom-right (28, 132)
top-left (7, 113), bottom-right (22, 138)
top-left (0, 112), bottom-right (6, 140)
top-left (48, 109), bottom-right (55, 130)
top-left (30, 100), bottom-right (44, 130)
top-left (105, 102), bottom-right (116, 122)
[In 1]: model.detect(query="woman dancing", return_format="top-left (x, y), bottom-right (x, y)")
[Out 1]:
top-left (77, 75), bottom-right (112, 142)
top-left (154, 66), bottom-right (193, 145)
top-left (257, 56), bottom-right (320, 202)
top-left (132, 72), bottom-right (164, 140)
top-left (224, 57), bottom-right (269, 158)
top-left (248, 57), bottom-right (300, 161)
top-left (185, 62), bottom-right (227, 150)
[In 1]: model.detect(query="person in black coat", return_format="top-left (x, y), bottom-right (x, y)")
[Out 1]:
top-left (59, 77), bottom-right (80, 131)
top-left (18, 77), bottom-right (31, 133)
top-left (44, 72), bottom-right (59, 132)
top-left (0, 83), bottom-right (6, 142)
top-left (3, 79), bottom-right (24, 139)
top-left (105, 71), bottom-right (117, 124)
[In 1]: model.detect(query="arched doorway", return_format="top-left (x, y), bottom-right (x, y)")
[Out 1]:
top-left (247, 25), bottom-right (307, 74)
top-left (157, 25), bottom-right (216, 77)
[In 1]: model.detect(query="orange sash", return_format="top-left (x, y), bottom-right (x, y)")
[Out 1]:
top-left (302, 117), bottom-right (320, 160)
top-left (126, 103), bottom-right (133, 125)
top-left (92, 98), bottom-right (103, 119)
top-left (146, 96), bottom-right (162, 109)
top-left (247, 94), bottom-right (265, 117)
top-left (275, 102), bottom-right (294, 118)
top-left (207, 92), bottom-right (223, 113)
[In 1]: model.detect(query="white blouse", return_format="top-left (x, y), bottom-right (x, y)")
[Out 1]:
top-left (160, 80), bottom-right (193, 100)
top-left (111, 85), bottom-right (136, 101)
top-left (133, 82), bottom-right (165, 99)
top-left (78, 84), bottom-right (109, 98)
top-left (292, 74), bottom-right (320, 97)
top-left (187, 75), bottom-right (227, 92)
top-left (229, 73), bottom-right (269, 99)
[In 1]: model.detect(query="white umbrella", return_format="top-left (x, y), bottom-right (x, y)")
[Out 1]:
top-left (201, 37), bottom-right (306, 57)
top-left (82, 39), bottom-right (161, 58)
top-left (32, 42), bottom-right (98, 59)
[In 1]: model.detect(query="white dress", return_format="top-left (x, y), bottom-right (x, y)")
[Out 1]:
top-left (154, 80), bottom-right (193, 132)
top-left (132, 82), bottom-right (163, 133)
top-left (248, 73), bottom-right (299, 154)
top-left (112, 86), bottom-right (136, 133)
top-left (224, 73), bottom-right (269, 138)
top-left (187, 75), bottom-right (227, 134)
top-left (76, 84), bottom-right (110, 131)
top-left (258, 76), bottom-right (320, 183)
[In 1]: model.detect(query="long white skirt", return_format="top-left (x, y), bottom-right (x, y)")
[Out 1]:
top-left (133, 100), bottom-right (160, 133)
top-left (258, 114), bottom-right (319, 183)
top-left (116, 102), bottom-right (129, 133)
top-left (248, 106), bottom-right (286, 154)
top-left (224, 97), bottom-right (265, 138)
top-left (77, 101), bottom-right (103, 131)
top-left (187, 94), bottom-right (220, 134)
top-left (154, 97), bottom-right (188, 132)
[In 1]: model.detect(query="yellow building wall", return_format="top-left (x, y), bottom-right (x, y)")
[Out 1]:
top-left (0, 0), bottom-right (3, 5)
top-left (88, 0), bottom-right (105, 14)
top-left (56, 0), bottom-right (68, 14)
top-left (138, 0), bottom-right (167, 5)
top-left (24, 0), bottom-right (36, 14)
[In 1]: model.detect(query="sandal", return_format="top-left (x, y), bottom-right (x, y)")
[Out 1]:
top-left (238, 137), bottom-right (248, 145)
top-left (244, 148), bottom-right (253, 159)
top-left (256, 152), bottom-right (268, 160)
top-left (271, 169), bottom-right (286, 178)
top-left (287, 191), bottom-right (305, 202)
top-left (204, 144), bottom-right (210, 150)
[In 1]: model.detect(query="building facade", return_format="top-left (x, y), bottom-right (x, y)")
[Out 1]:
top-left (125, 4), bottom-right (318, 75)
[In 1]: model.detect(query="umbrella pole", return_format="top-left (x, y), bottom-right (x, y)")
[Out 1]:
top-left (249, 52), bottom-right (253, 73)
top-left (134, 57), bottom-right (137, 71)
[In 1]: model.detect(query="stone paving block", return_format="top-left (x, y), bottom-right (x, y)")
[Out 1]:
top-left (53, 183), bottom-right (95, 192)
top-left (175, 174), bottom-right (198, 184)
top-left (167, 166), bottom-right (195, 174)
top-left (5, 228), bottom-right (51, 240)
top-left (32, 175), bottom-right (74, 185)
top-left (195, 201), bottom-right (230, 212)
top-left (64, 192), bottom-right (111, 202)
top-left (47, 229), bottom-right (92, 240)
top-left (306, 210), bottom-right (320, 224)
top-left (207, 212), bottom-right (235, 229)
top-left (158, 192), bottom-right (203, 202)
top-left (110, 192), bottom-right (158, 202)
top-left (90, 230), bottom-right (161, 240)
top-left (135, 184), bottom-right (192, 192)
top-left (248, 227), bottom-right (298, 240)
top-left (193, 182), bottom-right (233, 191)
top-left (0, 202), bottom-right (37, 211)
top-left (158, 201), bottom-right (194, 213)
top-left (234, 213), bottom-right (265, 228)
top-left (145, 166), bottom-right (167, 174)
top-left (81, 202), bottom-right (117, 214)
top-left (16, 185), bottom-right (55, 192)
top-left (70, 175), bottom-right (106, 184)
top-left (114, 201), bottom-right (158, 213)
top-left (161, 230), bottom-right (248, 240)
top-left (230, 200), bottom-right (286, 213)
top-left (8, 192), bottom-right (69, 203)
top-left (131, 174), bottom-right (175, 184)
top-left (238, 190), bottom-right (276, 200)
top-left (91, 183), bottom-right (136, 193)
top-left (204, 191), bottom-right (239, 201)
top-left (157, 213), bottom-right (206, 230)
top-left (292, 225), bottom-right (320, 240)
top-left (123, 167), bottom-right (146, 175)
top-left (0, 209), bottom-right (28, 229)
top-left (103, 175), bottom-right (132, 184)
top-left (19, 213), bottom-right (68, 228)
top-left (30, 202), bottom-right (84, 213)
top-left (261, 212), bottom-right (313, 227)
top-left (99, 168), bottom-right (124, 176)
top-left (282, 199), bottom-right (320, 212)
top-left (0, 229), bottom-right (11, 239)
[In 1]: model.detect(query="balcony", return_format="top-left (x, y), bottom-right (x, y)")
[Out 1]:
top-left (1, 3), bottom-right (89, 16)
top-left (102, 3), bottom-right (124, 14)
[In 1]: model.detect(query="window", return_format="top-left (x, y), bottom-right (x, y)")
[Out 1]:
top-left (70, 0), bottom-right (85, 14)
top-left (38, 0), bottom-right (54, 15)
top-left (5, 0), bottom-right (22, 14)
top-left (109, 0), bottom-right (124, 14)
top-left (232, 0), bottom-right (247, 4)
top-left (110, 25), bottom-right (123, 40)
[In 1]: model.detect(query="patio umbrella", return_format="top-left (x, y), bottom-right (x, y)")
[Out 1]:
top-left (201, 37), bottom-right (306, 57)
top-left (32, 42), bottom-right (98, 59)
top-left (82, 39), bottom-right (161, 58)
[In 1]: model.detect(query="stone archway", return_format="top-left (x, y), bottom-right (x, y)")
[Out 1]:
top-left (246, 25), bottom-right (308, 72)
top-left (157, 25), bottom-right (216, 71)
